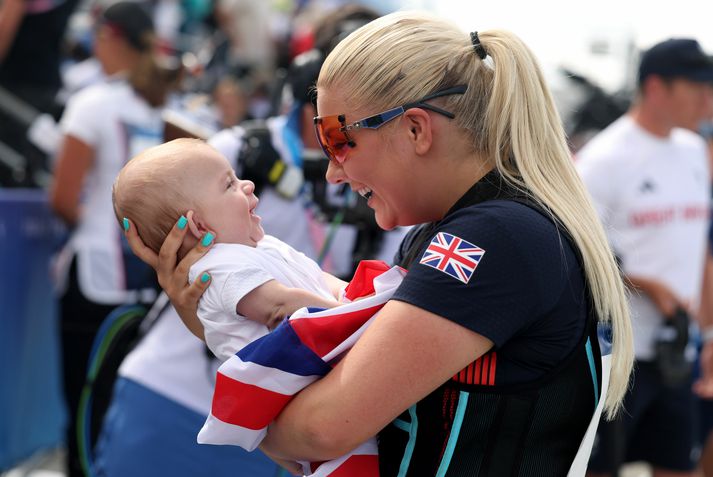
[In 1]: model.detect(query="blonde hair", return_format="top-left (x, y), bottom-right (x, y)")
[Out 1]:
top-left (112, 138), bottom-right (207, 253)
top-left (319, 11), bottom-right (633, 418)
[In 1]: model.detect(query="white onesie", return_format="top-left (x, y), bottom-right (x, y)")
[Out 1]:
top-left (188, 235), bottom-right (334, 361)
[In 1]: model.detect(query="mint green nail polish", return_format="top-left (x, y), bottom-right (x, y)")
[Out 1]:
top-left (122, 218), bottom-right (130, 231)
top-left (201, 232), bottom-right (214, 247)
top-left (200, 272), bottom-right (210, 283)
top-left (177, 216), bottom-right (187, 229)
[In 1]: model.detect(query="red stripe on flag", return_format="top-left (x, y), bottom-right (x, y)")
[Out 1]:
top-left (342, 260), bottom-right (391, 301)
top-left (326, 455), bottom-right (380, 476)
top-left (212, 372), bottom-right (292, 430)
top-left (291, 304), bottom-right (383, 358)
top-left (310, 461), bottom-right (325, 473)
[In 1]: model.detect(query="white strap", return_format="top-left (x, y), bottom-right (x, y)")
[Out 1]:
top-left (567, 354), bottom-right (612, 476)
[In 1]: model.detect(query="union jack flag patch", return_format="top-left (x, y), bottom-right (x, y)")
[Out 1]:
top-left (419, 232), bottom-right (485, 284)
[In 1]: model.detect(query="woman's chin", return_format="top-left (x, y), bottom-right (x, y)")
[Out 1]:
top-left (374, 211), bottom-right (397, 231)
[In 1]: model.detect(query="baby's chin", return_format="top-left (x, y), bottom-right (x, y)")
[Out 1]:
top-left (251, 228), bottom-right (266, 244)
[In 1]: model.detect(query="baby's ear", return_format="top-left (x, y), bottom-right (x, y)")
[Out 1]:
top-left (185, 210), bottom-right (207, 240)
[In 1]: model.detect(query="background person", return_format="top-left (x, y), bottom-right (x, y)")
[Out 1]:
top-left (92, 296), bottom-right (282, 477)
top-left (0, 0), bottom-right (78, 112)
top-left (126, 11), bottom-right (634, 476)
top-left (0, 0), bottom-right (79, 186)
top-left (577, 38), bottom-right (713, 477)
top-left (692, 88), bottom-right (713, 477)
top-left (47, 2), bottom-right (180, 475)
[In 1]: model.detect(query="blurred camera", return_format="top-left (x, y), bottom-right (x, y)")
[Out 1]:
top-left (654, 307), bottom-right (693, 387)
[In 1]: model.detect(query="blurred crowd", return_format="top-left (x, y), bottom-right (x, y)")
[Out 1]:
top-left (0, 0), bottom-right (390, 187)
top-left (2, 1), bottom-right (713, 477)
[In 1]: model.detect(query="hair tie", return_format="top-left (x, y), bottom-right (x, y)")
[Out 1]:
top-left (470, 31), bottom-right (487, 60)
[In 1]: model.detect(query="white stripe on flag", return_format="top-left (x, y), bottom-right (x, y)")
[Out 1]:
top-left (197, 412), bottom-right (266, 451)
top-left (219, 355), bottom-right (320, 394)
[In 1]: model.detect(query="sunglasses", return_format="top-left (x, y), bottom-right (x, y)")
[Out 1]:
top-left (313, 85), bottom-right (468, 163)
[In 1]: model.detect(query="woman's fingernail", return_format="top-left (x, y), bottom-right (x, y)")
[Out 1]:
top-left (177, 215), bottom-right (187, 230)
top-left (201, 232), bottom-right (215, 247)
top-left (122, 218), bottom-right (130, 231)
top-left (200, 272), bottom-right (211, 283)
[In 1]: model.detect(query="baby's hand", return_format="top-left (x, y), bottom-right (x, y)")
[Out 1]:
top-left (266, 315), bottom-right (287, 331)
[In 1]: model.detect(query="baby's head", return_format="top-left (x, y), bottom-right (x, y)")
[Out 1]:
top-left (113, 138), bottom-right (265, 257)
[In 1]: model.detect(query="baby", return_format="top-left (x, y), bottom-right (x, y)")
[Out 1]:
top-left (112, 138), bottom-right (344, 360)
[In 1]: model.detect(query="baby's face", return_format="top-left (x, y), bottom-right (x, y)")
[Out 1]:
top-left (193, 149), bottom-right (264, 246)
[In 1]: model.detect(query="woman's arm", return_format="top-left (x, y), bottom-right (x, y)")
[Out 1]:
top-left (261, 299), bottom-right (493, 461)
top-left (49, 135), bottom-right (94, 225)
top-left (123, 220), bottom-right (493, 460)
top-left (238, 280), bottom-right (341, 329)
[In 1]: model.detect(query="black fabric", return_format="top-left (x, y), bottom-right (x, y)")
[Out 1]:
top-left (379, 171), bottom-right (602, 476)
top-left (392, 176), bottom-right (587, 385)
top-left (378, 322), bottom-right (601, 477)
top-left (236, 121), bottom-right (275, 194)
top-left (480, 394), bottom-right (536, 475)
top-left (587, 361), bottom-right (699, 473)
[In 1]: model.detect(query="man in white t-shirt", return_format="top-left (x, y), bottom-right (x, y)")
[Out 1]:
top-left (577, 38), bottom-right (713, 477)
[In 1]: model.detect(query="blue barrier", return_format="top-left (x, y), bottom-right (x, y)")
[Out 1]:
top-left (0, 189), bottom-right (67, 470)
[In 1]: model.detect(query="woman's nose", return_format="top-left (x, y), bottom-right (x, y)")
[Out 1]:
top-left (325, 159), bottom-right (345, 184)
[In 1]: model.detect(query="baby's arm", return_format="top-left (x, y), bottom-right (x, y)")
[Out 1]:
top-left (237, 280), bottom-right (341, 329)
top-left (321, 272), bottom-right (349, 300)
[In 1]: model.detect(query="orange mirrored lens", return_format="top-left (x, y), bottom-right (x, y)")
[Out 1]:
top-left (315, 115), bottom-right (350, 163)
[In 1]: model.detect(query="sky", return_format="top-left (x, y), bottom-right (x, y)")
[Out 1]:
top-left (388, 0), bottom-right (713, 93)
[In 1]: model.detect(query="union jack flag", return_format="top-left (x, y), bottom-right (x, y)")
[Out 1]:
top-left (419, 232), bottom-right (485, 284)
top-left (198, 261), bottom-right (405, 477)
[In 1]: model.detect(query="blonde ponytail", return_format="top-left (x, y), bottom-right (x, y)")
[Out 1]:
top-left (478, 30), bottom-right (633, 418)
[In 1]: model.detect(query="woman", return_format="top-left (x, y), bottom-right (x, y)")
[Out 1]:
top-left (48, 3), bottom-right (179, 475)
top-left (126, 11), bottom-right (633, 476)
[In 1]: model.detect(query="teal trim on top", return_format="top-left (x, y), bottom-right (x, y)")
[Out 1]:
top-left (392, 419), bottom-right (410, 432)
top-left (435, 391), bottom-right (469, 477)
top-left (585, 337), bottom-right (599, 410)
top-left (397, 405), bottom-right (419, 477)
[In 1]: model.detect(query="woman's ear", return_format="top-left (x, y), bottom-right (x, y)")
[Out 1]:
top-left (186, 210), bottom-right (207, 239)
top-left (403, 108), bottom-right (433, 155)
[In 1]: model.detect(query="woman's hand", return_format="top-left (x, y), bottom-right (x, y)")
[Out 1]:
top-left (124, 217), bottom-right (214, 340)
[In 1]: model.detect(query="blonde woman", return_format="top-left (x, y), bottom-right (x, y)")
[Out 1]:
top-left (126, 11), bottom-right (633, 476)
